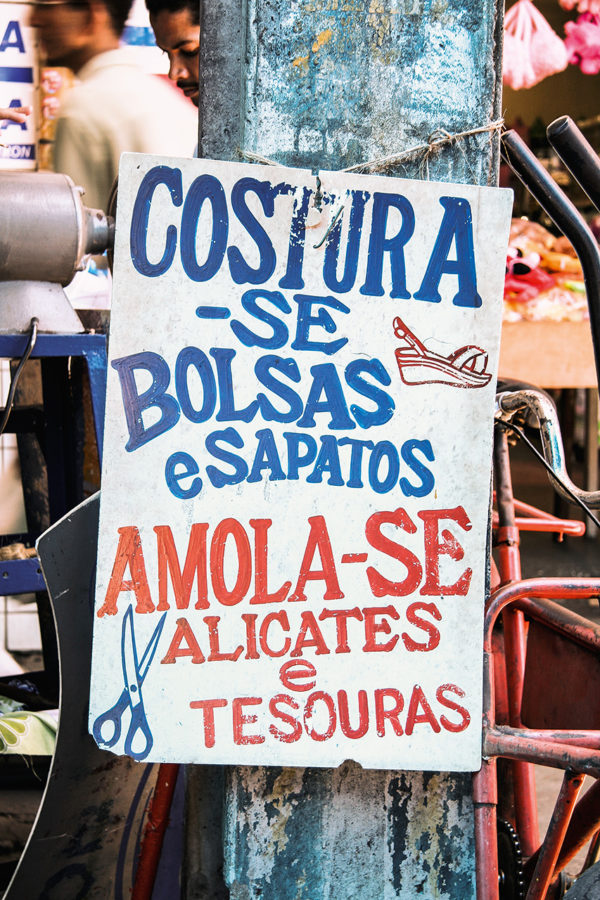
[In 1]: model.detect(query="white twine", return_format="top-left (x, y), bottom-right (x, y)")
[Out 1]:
top-left (239, 148), bottom-right (280, 166)
top-left (238, 119), bottom-right (504, 174)
top-left (344, 119), bottom-right (504, 174)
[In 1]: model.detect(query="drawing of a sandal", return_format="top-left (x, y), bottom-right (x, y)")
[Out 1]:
top-left (393, 316), bottom-right (492, 389)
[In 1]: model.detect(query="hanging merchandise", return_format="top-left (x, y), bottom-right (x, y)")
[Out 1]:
top-left (503, 219), bottom-right (587, 323)
top-left (559, 0), bottom-right (600, 14)
top-left (503, 0), bottom-right (569, 89)
top-left (564, 13), bottom-right (600, 73)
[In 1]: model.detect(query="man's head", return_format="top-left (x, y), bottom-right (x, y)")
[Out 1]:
top-left (146, 0), bottom-right (199, 106)
top-left (30, 0), bottom-right (134, 73)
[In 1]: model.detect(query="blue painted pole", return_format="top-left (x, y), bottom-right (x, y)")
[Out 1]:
top-left (187, 2), bottom-right (505, 897)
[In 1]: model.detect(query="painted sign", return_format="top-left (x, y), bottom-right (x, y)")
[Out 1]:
top-left (89, 153), bottom-right (512, 770)
top-left (0, 3), bottom-right (37, 169)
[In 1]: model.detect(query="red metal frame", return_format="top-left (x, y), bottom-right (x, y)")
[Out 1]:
top-left (492, 431), bottom-right (540, 858)
top-left (491, 496), bottom-right (586, 539)
top-left (526, 770), bottom-right (585, 900)
top-left (132, 763), bottom-right (180, 900)
top-left (476, 579), bottom-right (600, 899)
top-left (475, 426), bottom-right (600, 900)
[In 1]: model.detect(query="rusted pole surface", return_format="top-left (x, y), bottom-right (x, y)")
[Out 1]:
top-left (188, 1), bottom-right (505, 897)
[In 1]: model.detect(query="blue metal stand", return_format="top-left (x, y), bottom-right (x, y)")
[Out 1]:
top-left (0, 331), bottom-right (107, 675)
top-left (0, 333), bottom-right (107, 464)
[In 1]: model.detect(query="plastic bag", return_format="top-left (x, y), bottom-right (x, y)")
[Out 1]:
top-left (503, 0), bottom-right (569, 89)
top-left (565, 12), bottom-right (600, 74)
top-left (559, 0), bottom-right (600, 15)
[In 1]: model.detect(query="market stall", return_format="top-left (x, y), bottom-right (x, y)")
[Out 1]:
top-left (500, 0), bottom-right (600, 513)
top-left (500, 216), bottom-right (596, 388)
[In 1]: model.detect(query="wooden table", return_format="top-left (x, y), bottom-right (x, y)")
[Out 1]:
top-left (499, 321), bottom-right (597, 389)
top-left (499, 320), bottom-right (598, 535)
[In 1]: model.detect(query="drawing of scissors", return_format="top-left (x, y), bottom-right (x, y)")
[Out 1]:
top-left (92, 606), bottom-right (167, 761)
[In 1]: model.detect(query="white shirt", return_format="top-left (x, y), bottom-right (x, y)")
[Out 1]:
top-left (53, 48), bottom-right (197, 211)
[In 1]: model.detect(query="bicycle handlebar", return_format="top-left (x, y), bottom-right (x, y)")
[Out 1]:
top-left (495, 388), bottom-right (600, 509)
top-left (546, 116), bottom-right (600, 214)
top-left (500, 130), bottom-right (600, 389)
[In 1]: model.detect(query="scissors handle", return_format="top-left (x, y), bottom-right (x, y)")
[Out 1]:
top-left (124, 699), bottom-right (153, 761)
top-left (92, 689), bottom-right (129, 748)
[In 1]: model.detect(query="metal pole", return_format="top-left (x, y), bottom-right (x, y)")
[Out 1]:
top-left (188, 2), bottom-right (505, 897)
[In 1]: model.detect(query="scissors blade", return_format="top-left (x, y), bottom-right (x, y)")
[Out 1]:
top-left (122, 606), bottom-right (142, 702)
top-left (137, 611), bottom-right (167, 684)
top-left (122, 607), bottom-right (167, 696)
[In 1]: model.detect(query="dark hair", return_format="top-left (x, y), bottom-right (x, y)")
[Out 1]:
top-left (145, 0), bottom-right (199, 26)
top-left (103, 0), bottom-right (136, 35)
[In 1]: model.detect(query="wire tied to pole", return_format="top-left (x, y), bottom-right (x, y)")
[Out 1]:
top-left (236, 119), bottom-right (504, 251)
top-left (238, 119), bottom-right (505, 174)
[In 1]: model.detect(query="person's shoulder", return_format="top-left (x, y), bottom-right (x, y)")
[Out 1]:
top-left (55, 82), bottom-right (103, 136)
top-left (78, 51), bottom-right (191, 111)
top-left (58, 51), bottom-right (124, 112)
top-left (119, 66), bottom-right (197, 125)
top-left (58, 50), bottom-right (197, 154)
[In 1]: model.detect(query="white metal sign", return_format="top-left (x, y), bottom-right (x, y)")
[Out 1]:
top-left (89, 154), bottom-right (512, 770)
top-left (0, 3), bottom-right (37, 169)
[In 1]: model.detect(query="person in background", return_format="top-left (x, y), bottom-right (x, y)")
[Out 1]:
top-left (145, 0), bottom-right (199, 108)
top-left (30, 0), bottom-right (197, 212)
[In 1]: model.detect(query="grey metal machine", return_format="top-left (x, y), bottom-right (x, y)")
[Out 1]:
top-left (0, 170), bottom-right (113, 686)
top-left (0, 170), bottom-right (114, 333)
